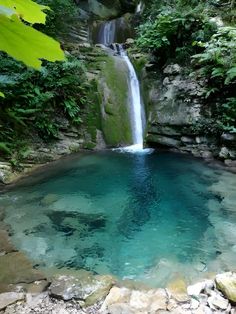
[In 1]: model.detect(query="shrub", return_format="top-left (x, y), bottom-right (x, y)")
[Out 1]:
top-left (192, 27), bottom-right (236, 133)
top-left (0, 53), bottom-right (88, 157)
top-left (136, 5), bottom-right (216, 65)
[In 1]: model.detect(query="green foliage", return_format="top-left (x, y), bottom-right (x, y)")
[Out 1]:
top-left (192, 27), bottom-right (236, 132)
top-left (136, 4), bottom-right (216, 64)
top-left (0, 0), bottom-right (65, 69)
top-left (37, 0), bottom-right (79, 37)
top-left (0, 53), bottom-right (88, 156)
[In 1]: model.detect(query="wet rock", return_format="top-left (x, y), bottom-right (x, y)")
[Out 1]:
top-left (41, 194), bottom-right (59, 206)
top-left (49, 271), bottom-right (114, 306)
top-left (0, 252), bottom-right (45, 285)
top-left (215, 272), bottom-right (236, 303)
top-left (148, 135), bottom-right (181, 148)
top-left (0, 208), bottom-right (5, 221)
top-left (224, 159), bottom-right (236, 168)
top-left (0, 221), bottom-right (12, 234)
top-left (0, 230), bottom-right (16, 254)
top-left (219, 146), bottom-right (235, 159)
top-left (201, 151), bottom-right (213, 159)
top-left (167, 276), bottom-right (189, 302)
top-left (221, 133), bottom-right (236, 143)
top-left (0, 292), bottom-right (24, 310)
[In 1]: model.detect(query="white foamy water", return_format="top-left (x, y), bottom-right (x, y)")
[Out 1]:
top-left (118, 47), bottom-right (144, 150)
top-left (113, 144), bottom-right (153, 154)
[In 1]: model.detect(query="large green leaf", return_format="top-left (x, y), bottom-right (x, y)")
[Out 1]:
top-left (0, 91), bottom-right (5, 97)
top-left (0, 0), bottom-right (49, 24)
top-left (0, 14), bottom-right (65, 69)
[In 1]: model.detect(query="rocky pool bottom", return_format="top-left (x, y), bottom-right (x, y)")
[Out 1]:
top-left (0, 151), bottom-right (236, 312)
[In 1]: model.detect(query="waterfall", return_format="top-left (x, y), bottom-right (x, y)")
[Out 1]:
top-left (136, 2), bottom-right (142, 13)
top-left (98, 21), bottom-right (151, 153)
top-left (98, 20), bottom-right (116, 46)
top-left (118, 46), bottom-right (144, 150)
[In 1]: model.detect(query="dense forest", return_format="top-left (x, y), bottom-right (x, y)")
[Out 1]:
top-left (0, 0), bottom-right (235, 166)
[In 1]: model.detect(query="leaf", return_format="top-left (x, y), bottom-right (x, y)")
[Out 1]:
top-left (0, 91), bottom-right (5, 97)
top-left (204, 87), bottom-right (219, 98)
top-left (0, 142), bottom-right (11, 154)
top-left (225, 66), bottom-right (236, 84)
top-left (211, 67), bottom-right (224, 78)
top-left (0, 15), bottom-right (65, 69)
top-left (0, 0), bottom-right (49, 24)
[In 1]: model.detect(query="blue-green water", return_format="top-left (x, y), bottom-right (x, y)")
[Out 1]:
top-left (1, 151), bottom-right (236, 286)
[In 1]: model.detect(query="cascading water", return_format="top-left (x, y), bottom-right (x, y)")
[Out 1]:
top-left (97, 18), bottom-right (147, 152)
top-left (98, 20), bottom-right (116, 45)
top-left (118, 46), bottom-right (144, 151)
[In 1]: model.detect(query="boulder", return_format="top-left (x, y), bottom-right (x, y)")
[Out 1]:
top-left (101, 287), bottom-right (167, 313)
top-left (215, 272), bottom-right (236, 303)
top-left (49, 271), bottom-right (114, 306)
top-left (207, 293), bottom-right (229, 311)
top-left (0, 292), bottom-right (24, 310)
top-left (163, 64), bottom-right (182, 76)
top-left (187, 282), bottom-right (206, 297)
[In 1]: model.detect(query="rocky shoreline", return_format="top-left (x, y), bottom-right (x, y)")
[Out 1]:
top-left (0, 144), bottom-right (236, 187)
top-left (1, 270), bottom-right (236, 313)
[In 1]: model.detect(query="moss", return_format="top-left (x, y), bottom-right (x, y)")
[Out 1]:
top-left (83, 142), bottom-right (96, 150)
top-left (98, 54), bottom-right (133, 146)
top-left (83, 79), bottom-right (102, 142)
top-left (129, 52), bottom-right (148, 78)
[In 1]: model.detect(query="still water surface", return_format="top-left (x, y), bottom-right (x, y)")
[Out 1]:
top-left (1, 151), bottom-right (236, 286)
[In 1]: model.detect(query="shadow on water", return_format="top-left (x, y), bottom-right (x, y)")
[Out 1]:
top-left (117, 153), bottom-right (160, 238)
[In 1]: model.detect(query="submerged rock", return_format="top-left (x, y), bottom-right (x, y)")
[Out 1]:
top-left (0, 230), bottom-right (16, 254)
top-left (0, 252), bottom-right (45, 285)
top-left (0, 208), bottom-right (5, 221)
top-left (215, 272), bottom-right (236, 303)
top-left (41, 194), bottom-right (59, 206)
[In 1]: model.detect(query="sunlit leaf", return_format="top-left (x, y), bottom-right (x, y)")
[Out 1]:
top-left (0, 15), bottom-right (65, 69)
top-left (0, 91), bottom-right (5, 97)
top-left (0, 0), bottom-right (49, 24)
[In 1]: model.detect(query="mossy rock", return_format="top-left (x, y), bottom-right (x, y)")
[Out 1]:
top-left (97, 54), bottom-right (132, 146)
top-left (87, 0), bottom-right (121, 19)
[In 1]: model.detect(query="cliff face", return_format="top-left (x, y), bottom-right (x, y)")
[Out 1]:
top-left (138, 62), bottom-right (236, 168)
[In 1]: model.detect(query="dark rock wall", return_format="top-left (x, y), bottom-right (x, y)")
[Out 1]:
top-left (138, 61), bottom-right (236, 168)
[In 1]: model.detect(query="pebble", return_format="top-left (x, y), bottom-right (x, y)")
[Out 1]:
top-left (1, 272), bottom-right (236, 314)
